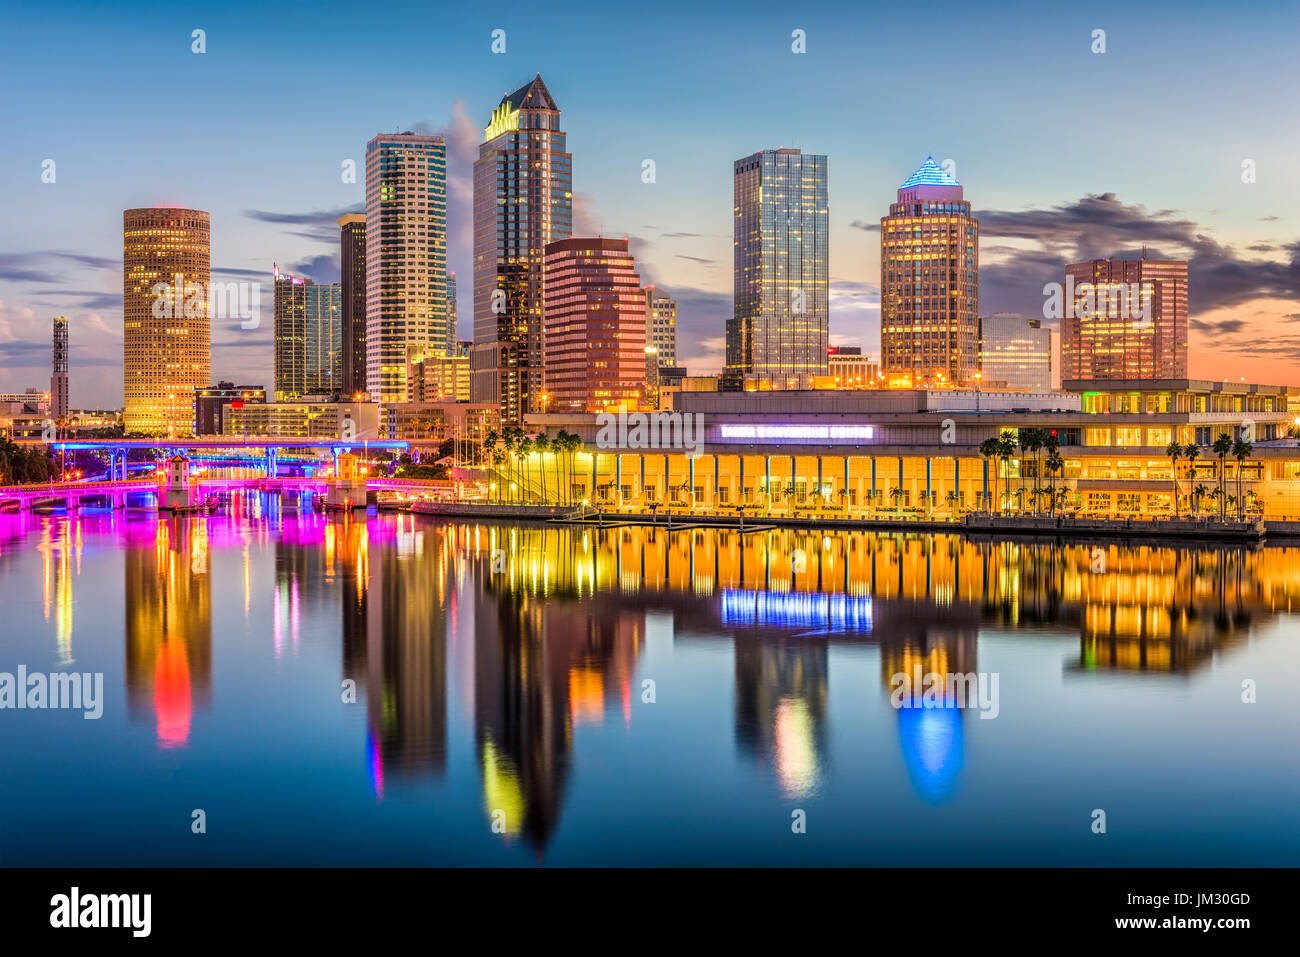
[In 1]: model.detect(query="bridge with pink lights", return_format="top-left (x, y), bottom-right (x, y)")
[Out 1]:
top-left (51, 437), bottom-right (411, 481)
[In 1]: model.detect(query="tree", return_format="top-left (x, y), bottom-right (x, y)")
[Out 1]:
top-left (1233, 438), bottom-right (1253, 521)
top-left (533, 433), bottom-right (550, 504)
top-left (1212, 433), bottom-right (1234, 520)
top-left (945, 489), bottom-right (959, 516)
top-left (1045, 448), bottom-right (1064, 514)
top-left (979, 437), bottom-right (1001, 514)
top-left (1166, 440), bottom-right (1182, 517)
top-left (1193, 483), bottom-right (1210, 515)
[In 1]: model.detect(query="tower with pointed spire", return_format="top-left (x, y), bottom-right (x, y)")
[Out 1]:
top-left (470, 73), bottom-right (572, 423)
top-left (880, 156), bottom-right (980, 387)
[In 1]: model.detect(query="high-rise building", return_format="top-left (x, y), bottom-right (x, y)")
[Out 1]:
top-left (978, 314), bottom-right (1053, 392)
top-left (880, 156), bottom-right (980, 387)
top-left (364, 132), bottom-right (449, 403)
top-left (1061, 257), bottom-right (1188, 381)
top-left (471, 74), bottom-right (572, 423)
top-left (645, 288), bottom-right (677, 368)
top-left (51, 316), bottom-right (69, 423)
top-left (338, 213), bottom-right (367, 397)
top-left (273, 266), bottom-right (342, 400)
top-left (123, 207), bottom-right (211, 435)
top-left (446, 271), bottom-right (458, 358)
top-left (406, 346), bottom-right (470, 402)
top-left (543, 237), bottom-right (647, 413)
top-left (725, 148), bottom-right (829, 391)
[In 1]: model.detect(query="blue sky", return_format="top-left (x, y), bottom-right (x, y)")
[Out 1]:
top-left (2, 0), bottom-right (1299, 406)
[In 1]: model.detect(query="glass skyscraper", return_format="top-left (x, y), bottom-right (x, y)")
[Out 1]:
top-left (364, 132), bottom-right (449, 403)
top-left (880, 156), bottom-right (980, 387)
top-left (470, 74), bottom-right (572, 424)
top-left (273, 268), bottom-right (342, 400)
top-left (725, 149), bottom-right (828, 391)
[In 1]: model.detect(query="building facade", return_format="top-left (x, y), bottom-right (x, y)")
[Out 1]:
top-left (123, 207), bottom-right (211, 435)
top-left (827, 346), bottom-right (880, 389)
top-left (1061, 257), bottom-right (1188, 381)
top-left (406, 346), bottom-right (470, 402)
top-left (979, 314), bottom-right (1053, 391)
top-left (222, 399), bottom-right (379, 441)
top-left (543, 237), bottom-right (647, 413)
top-left (471, 74), bottom-right (572, 424)
top-left (338, 213), bottom-right (367, 397)
top-left (273, 268), bottom-right (342, 401)
top-left (524, 378), bottom-right (1297, 517)
top-left (645, 288), bottom-right (677, 368)
top-left (364, 132), bottom-right (449, 403)
top-left (194, 381), bottom-right (267, 436)
top-left (880, 157), bottom-right (979, 388)
top-left (726, 148), bottom-right (829, 391)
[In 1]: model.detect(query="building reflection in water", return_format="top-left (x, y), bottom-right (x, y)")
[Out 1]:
top-left (124, 517), bottom-right (212, 749)
top-left (458, 525), bottom-right (644, 851)
top-left (84, 508), bottom-right (1300, 841)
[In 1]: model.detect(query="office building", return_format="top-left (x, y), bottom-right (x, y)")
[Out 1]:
top-left (645, 288), bottom-right (677, 367)
top-left (880, 157), bottom-right (979, 387)
top-left (123, 207), bottom-right (211, 435)
top-left (339, 213), bottom-right (367, 397)
top-left (543, 237), bottom-right (647, 413)
top-left (273, 266), bottom-right (342, 401)
top-left (726, 148), bottom-right (829, 391)
top-left (195, 381), bottom-right (268, 436)
top-left (471, 74), bottom-right (572, 423)
top-left (979, 314), bottom-right (1053, 391)
top-left (365, 132), bottom-right (449, 403)
top-left (1061, 257), bottom-right (1188, 381)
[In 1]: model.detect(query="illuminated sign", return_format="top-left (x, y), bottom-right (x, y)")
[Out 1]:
top-left (484, 103), bottom-right (520, 142)
top-left (721, 590), bottom-right (873, 633)
top-left (717, 424), bottom-right (873, 443)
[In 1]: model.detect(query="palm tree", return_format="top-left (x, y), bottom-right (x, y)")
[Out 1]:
top-left (997, 436), bottom-right (1017, 514)
top-left (533, 433), bottom-right (550, 504)
top-left (1193, 483), bottom-right (1210, 515)
top-left (516, 437), bottom-right (534, 503)
top-left (1212, 433), bottom-right (1234, 520)
top-left (1166, 440), bottom-right (1182, 516)
top-left (979, 437), bottom-right (1001, 514)
top-left (1045, 448), bottom-right (1064, 514)
top-left (945, 489), bottom-right (959, 516)
top-left (1233, 438), bottom-right (1253, 521)
top-left (889, 486), bottom-right (905, 515)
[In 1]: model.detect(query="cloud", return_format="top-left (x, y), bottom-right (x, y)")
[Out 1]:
top-left (675, 254), bottom-right (716, 266)
top-left (976, 193), bottom-right (1300, 318)
top-left (0, 251), bottom-right (117, 284)
top-left (849, 219), bottom-right (880, 232)
top-left (243, 205), bottom-right (361, 245)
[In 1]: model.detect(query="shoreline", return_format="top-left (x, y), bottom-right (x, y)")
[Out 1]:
top-left (386, 500), bottom-right (1282, 543)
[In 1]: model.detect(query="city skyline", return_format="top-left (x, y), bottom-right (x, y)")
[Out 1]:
top-left (2, 0), bottom-right (1299, 408)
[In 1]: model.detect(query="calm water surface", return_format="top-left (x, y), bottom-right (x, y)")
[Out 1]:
top-left (1, 498), bottom-right (1298, 866)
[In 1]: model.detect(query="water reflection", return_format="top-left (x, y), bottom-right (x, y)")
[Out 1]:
top-left (5, 506), bottom-right (1298, 861)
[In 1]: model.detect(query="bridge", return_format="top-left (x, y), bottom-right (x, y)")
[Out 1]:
top-left (51, 438), bottom-right (410, 481)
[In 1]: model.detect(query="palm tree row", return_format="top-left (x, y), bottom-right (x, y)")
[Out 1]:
top-left (480, 427), bottom-right (585, 505)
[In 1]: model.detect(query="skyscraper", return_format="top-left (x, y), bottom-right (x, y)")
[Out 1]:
top-left (273, 266), bottom-right (342, 400)
top-left (123, 207), bottom-right (211, 436)
top-left (338, 213), bottom-right (367, 397)
top-left (978, 314), bottom-right (1053, 392)
top-left (364, 132), bottom-right (448, 403)
top-left (725, 148), bottom-right (829, 391)
top-left (446, 271), bottom-right (458, 359)
top-left (645, 288), bottom-right (677, 368)
top-left (1061, 257), bottom-right (1188, 380)
top-left (51, 316), bottom-right (68, 423)
top-left (543, 237), bottom-right (647, 413)
top-left (471, 74), bottom-right (572, 424)
top-left (880, 157), bottom-right (980, 387)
